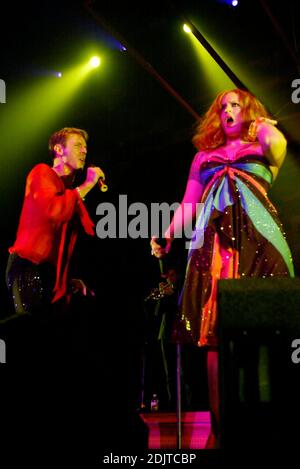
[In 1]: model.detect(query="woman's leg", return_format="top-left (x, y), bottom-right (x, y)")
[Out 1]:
top-left (205, 348), bottom-right (220, 448)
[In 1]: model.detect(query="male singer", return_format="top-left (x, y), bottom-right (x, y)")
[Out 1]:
top-left (6, 127), bottom-right (104, 362)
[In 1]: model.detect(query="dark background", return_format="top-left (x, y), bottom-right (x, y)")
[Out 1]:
top-left (0, 0), bottom-right (300, 462)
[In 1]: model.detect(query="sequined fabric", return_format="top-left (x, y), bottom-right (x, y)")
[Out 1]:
top-left (172, 154), bottom-right (294, 347)
top-left (6, 253), bottom-right (55, 316)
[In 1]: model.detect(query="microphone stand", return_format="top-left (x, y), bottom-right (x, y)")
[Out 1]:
top-left (176, 341), bottom-right (182, 449)
top-left (158, 259), bottom-right (182, 450)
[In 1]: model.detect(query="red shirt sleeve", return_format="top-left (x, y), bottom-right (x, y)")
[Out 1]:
top-left (27, 163), bottom-right (79, 223)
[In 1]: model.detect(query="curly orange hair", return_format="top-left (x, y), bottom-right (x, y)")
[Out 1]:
top-left (192, 89), bottom-right (269, 151)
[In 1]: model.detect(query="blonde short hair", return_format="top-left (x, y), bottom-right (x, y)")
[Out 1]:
top-left (48, 127), bottom-right (88, 158)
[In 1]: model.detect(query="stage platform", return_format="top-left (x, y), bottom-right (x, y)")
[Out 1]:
top-left (139, 411), bottom-right (210, 449)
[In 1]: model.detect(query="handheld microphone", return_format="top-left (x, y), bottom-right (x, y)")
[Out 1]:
top-left (89, 164), bottom-right (108, 192)
top-left (98, 177), bottom-right (108, 192)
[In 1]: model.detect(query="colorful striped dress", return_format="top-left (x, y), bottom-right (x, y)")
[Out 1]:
top-left (173, 144), bottom-right (294, 347)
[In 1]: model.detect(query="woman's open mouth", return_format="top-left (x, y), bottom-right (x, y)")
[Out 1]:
top-left (226, 116), bottom-right (234, 125)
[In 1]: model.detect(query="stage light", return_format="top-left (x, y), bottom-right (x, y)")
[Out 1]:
top-left (232, 0), bottom-right (238, 6)
top-left (183, 24), bottom-right (192, 34)
top-left (56, 72), bottom-right (62, 78)
top-left (89, 56), bottom-right (101, 68)
top-left (0, 57), bottom-right (101, 178)
top-left (183, 26), bottom-right (234, 93)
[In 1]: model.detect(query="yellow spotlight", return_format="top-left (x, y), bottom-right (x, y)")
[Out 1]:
top-left (0, 59), bottom-right (99, 182)
top-left (185, 30), bottom-right (234, 94)
top-left (89, 56), bottom-right (101, 68)
top-left (183, 24), bottom-right (192, 34)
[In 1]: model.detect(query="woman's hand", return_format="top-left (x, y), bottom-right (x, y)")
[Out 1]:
top-left (247, 116), bottom-right (287, 169)
top-left (247, 117), bottom-right (278, 142)
top-left (150, 236), bottom-right (172, 258)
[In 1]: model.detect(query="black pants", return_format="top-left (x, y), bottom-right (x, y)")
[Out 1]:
top-left (5, 253), bottom-right (74, 365)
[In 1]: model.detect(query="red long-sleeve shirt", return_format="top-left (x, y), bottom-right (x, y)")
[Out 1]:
top-left (9, 163), bottom-right (94, 302)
